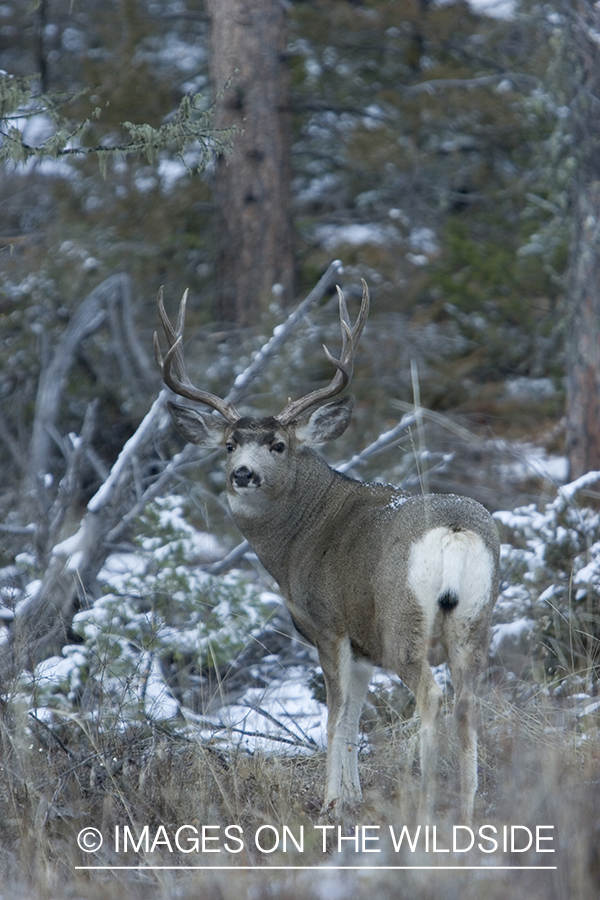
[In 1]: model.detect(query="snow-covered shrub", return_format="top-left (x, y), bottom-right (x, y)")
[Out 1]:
top-left (494, 472), bottom-right (600, 685)
top-left (28, 496), bottom-right (273, 724)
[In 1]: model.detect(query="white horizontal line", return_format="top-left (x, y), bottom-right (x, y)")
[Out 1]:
top-left (75, 865), bottom-right (557, 871)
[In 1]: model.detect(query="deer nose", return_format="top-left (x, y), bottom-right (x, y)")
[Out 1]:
top-left (233, 465), bottom-right (255, 488)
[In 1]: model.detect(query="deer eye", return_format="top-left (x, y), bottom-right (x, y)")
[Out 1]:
top-left (271, 441), bottom-right (285, 454)
top-left (226, 442), bottom-right (236, 453)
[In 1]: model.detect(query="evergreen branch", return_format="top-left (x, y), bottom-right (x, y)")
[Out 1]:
top-left (0, 74), bottom-right (234, 172)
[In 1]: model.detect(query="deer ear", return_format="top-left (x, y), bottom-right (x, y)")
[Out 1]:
top-left (167, 401), bottom-right (228, 448)
top-left (295, 396), bottom-right (354, 446)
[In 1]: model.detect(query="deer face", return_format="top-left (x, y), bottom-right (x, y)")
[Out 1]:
top-left (167, 397), bottom-right (354, 509)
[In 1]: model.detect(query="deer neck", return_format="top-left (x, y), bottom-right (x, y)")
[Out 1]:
top-left (228, 448), bottom-right (349, 589)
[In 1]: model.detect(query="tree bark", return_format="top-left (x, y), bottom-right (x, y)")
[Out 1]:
top-left (207, 0), bottom-right (295, 325)
top-left (566, 185), bottom-right (600, 478)
top-left (564, 0), bottom-right (600, 478)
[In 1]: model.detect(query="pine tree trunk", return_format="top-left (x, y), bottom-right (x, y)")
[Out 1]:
top-left (207, 0), bottom-right (295, 326)
top-left (564, 0), bottom-right (600, 479)
top-left (565, 184), bottom-right (600, 479)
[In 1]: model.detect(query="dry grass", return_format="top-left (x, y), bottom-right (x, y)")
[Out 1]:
top-left (1, 676), bottom-right (599, 900)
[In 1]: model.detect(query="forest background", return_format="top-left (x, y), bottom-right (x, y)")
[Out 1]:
top-left (1, 1), bottom-right (600, 898)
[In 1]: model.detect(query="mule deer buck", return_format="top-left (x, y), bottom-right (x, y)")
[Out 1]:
top-left (154, 281), bottom-right (500, 823)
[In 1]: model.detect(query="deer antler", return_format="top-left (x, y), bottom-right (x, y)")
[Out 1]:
top-left (277, 279), bottom-right (370, 425)
top-left (154, 287), bottom-right (240, 425)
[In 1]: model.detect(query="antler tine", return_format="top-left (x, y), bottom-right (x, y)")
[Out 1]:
top-left (353, 278), bottom-right (370, 344)
top-left (154, 286), bottom-right (182, 375)
top-left (277, 281), bottom-right (370, 426)
top-left (154, 288), bottom-right (240, 424)
top-left (176, 287), bottom-right (188, 336)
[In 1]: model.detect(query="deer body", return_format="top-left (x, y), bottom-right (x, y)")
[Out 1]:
top-left (155, 283), bottom-right (500, 822)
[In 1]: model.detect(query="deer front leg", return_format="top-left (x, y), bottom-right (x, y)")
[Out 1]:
top-left (320, 636), bottom-right (373, 813)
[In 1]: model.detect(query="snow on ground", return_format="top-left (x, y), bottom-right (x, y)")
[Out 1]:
top-left (492, 441), bottom-right (569, 485)
top-left (200, 666), bottom-right (328, 754)
top-left (490, 618), bottom-right (534, 657)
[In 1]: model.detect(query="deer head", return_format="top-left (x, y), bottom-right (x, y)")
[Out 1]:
top-left (154, 281), bottom-right (370, 506)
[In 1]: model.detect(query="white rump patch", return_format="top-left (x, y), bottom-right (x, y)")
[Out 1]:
top-left (408, 527), bottom-right (493, 625)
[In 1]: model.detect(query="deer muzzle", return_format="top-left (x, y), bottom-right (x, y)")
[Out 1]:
top-left (232, 465), bottom-right (261, 489)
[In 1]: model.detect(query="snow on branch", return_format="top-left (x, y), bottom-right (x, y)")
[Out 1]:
top-left (228, 260), bottom-right (343, 401)
top-left (335, 412), bottom-right (417, 474)
top-left (552, 471), bottom-right (600, 511)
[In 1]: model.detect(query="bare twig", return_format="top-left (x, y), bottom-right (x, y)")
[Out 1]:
top-left (212, 724), bottom-right (316, 750)
top-left (28, 710), bottom-right (74, 757)
top-left (225, 259), bottom-right (344, 404)
top-left (203, 540), bottom-right (251, 575)
top-left (336, 413), bottom-right (417, 475)
top-left (0, 523), bottom-right (35, 535)
top-left (243, 702), bottom-right (319, 747)
top-left (47, 400), bottom-right (100, 548)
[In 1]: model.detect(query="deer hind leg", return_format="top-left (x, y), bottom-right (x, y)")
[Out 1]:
top-left (455, 688), bottom-right (477, 825)
top-left (401, 661), bottom-right (443, 822)
top-left (417, 665), bottom-right (444, 822)
top-left (321, 636), bottom-right (373, 812)
top-left (448, 643), bottom-right (485, 825)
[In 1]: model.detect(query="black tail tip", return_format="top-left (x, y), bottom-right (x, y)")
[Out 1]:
top-left (438, 590), bottom-right (459, 612)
